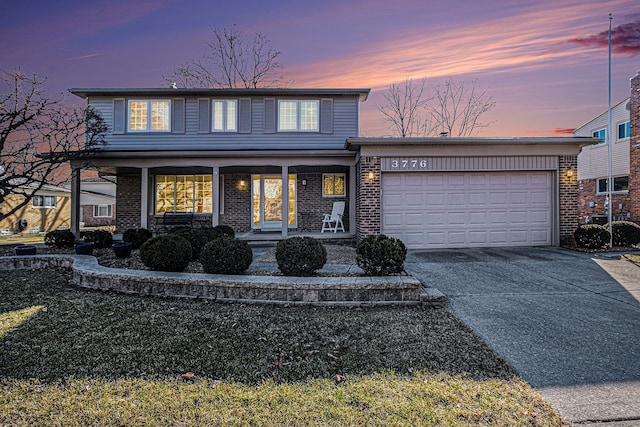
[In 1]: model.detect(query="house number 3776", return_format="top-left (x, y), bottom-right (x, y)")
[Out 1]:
top-left (390, 159), bottom-right (427, 169)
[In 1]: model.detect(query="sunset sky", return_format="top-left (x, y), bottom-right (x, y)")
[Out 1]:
top-left (1, 0), bottom-right (639, 137)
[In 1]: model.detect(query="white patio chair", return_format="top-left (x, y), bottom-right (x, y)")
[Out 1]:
top-left (321, 201), bottom-right (345, 233)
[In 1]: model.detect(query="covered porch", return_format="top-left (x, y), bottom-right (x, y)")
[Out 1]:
top-left (69, 150), bottom-right (357, 239)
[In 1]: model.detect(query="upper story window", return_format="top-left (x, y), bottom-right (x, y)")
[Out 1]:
top-left (618, 121), bottom-right (631, 140)
top-left (32, 195), bottom-right (57, 209)
top-left (278, 100), bottom-right (319, 132)
top-left (323, 174), bottom-right (346, 197)
top-left (597, 176), bottom-right (629, 194)
top-left (212, 100), bottom-right (237, 132)
top-left (128, 100), bottom-right (171, 132)
top-left (592, 128), bottom-right (606, 145)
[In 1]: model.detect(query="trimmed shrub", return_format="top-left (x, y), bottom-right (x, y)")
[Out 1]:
top-left (122, 228), bottom-right (152, 249)
top-left (275, 237), bottom-right (327, 276)
top-left (81, 229), bottom-right (113, 249)
top-left (356, 234), bottom-right (407, 276)
top-left (213, 224), bottom-right (235, 238)
top-left (200, 236), bottom-right (253, 274)
top-left (44, 229), bottom-right (75, 248)
top-left (606, 221), bottom-right (640, 246)
top-left (139, 234), bottom-right (192, 272)
top-left (171, 227), bottom-right (221, 260)
top-left (574, 224), bottom-right (611, 249)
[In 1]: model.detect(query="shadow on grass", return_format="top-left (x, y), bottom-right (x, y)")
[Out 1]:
top-left (0, 270), bottom-right (515, 384)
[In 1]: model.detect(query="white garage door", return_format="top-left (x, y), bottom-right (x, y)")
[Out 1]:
top-left (382, 171), bottom-right (553, 249)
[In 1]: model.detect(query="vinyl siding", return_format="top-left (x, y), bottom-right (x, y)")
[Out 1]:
top-left (88, 95), bottom-right (360, 151)
top-left (576, 98), bottom-right (631, 180)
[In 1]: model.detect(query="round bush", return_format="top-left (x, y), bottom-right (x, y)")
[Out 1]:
top-left (44, 229), bottom-right (75, 248)
top-left (356, 234), bottom-right (407, 276)
top-left (200, 236), bottom-right (253, 274)
top-left (606, 221), bottom-right (640, 246)
top-left (171, 227), bottom-right (222, 260)
top-left (213, 224), bottom-right (235, 238)
top-left (122, 228), bottom-right (152, 249)
top-left (275, 237), bottom-right (327, 276)
top-left (139, 234), bottom-right (192, 272)
top-left (81, 229), bottom-right (113, 249)
top-left (574, 224), bottom-right (611, 249)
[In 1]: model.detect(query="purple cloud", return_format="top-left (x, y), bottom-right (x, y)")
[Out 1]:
top-left (569, 17), bottom-right (640, 57)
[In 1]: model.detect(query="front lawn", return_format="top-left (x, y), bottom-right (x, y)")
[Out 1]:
top-left (0, 270), bottom-right (566, 426)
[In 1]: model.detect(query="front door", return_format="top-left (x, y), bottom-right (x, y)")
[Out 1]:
top-left (252, 175), bottom-right (297, 229)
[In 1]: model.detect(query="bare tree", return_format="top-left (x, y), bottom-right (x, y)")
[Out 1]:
top-left (378, 77), bottom-right (436, 137)
top-left (164, 25), bottom-right (285, 88)
top-left (430, 78), bottom-right (495, 137)
top-left (378, 77), bottom-right (495, 137)
top-left (0, 69), bottom-right (108, 221)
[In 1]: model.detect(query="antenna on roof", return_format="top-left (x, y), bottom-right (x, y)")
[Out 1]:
top-left (169, 82), bottom-right (177, 89)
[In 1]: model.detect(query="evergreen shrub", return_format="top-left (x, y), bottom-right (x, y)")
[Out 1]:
top-left (44, 229), bottom-right (75, 248)
top-left (200, 236), bottom-right (253, 274)
top-left (275, 237), bottom-right (327, 276)
top-left (356, 234), bottom-right (407, 276)
top-left (574, 224), bottom-right (611, 249)
top-left (140, 234), bottom-right (192, 272)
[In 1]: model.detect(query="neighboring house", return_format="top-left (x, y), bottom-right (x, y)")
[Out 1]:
top-left (0, 183), bottom-right (71, 234)
top-left (574, 97), bottom-right (633, 223)
top-left (67, 87), bottom-right (591, 249)
top-left (64, 177), bottom-right (116, 227)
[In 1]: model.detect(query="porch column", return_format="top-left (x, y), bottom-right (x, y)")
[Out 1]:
top-left (349, 164), bottom-right (356, 234)
top-left (281, 166), bottom-right (288, 237)
top-left (70, 166), bottom-right (81, 238)
top-left (212, 166), bottom-right (219, 226)
top-left (140, 167), bottom-right (148, 229)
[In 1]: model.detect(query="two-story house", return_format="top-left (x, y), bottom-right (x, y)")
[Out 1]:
top-left (68, 86), bottom-right (591, 249)
top-left (574, 97), bottom-right (633, 223)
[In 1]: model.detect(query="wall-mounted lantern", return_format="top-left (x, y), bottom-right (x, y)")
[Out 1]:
top-left (238, 179), bottom-right (248, 191)
top-left (367, 171), bottom-right (375, 183)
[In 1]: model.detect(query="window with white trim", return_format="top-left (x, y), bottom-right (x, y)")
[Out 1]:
top-left (128, 100), bottom-right (171, 132)
top-left (155, 175), bottom-right (213, 214)
top-left (93, 205), bottom-right (113, 218)
top-left (212, 99), bottom-right (237, 132)
top-left (322, 174), bottom-right (346, 197)
top-left (32, 195), bottom-right (57, 208)
top-left (597, 176), bottom-right (629, 194)
top-left (592, 128), bottom-right (606, 145)
top-left (278, 100), bottom-right (319, 131)
top-left (618, 121), bottom-right (630, 140)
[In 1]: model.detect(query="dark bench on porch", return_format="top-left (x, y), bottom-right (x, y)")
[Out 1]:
top-left (155, 212), bottom-right (194, 233)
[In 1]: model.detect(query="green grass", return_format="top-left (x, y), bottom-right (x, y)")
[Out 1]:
top-left (0, 270), bottom-right (567, 426)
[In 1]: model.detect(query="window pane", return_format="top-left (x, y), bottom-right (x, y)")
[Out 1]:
top-left (279, 101), bottom-right (297, 130)
top-left (614, 176), bottom-right (629, 191)
top-left (300, 101), bottom-right (318, 130)
top-left (288, 175), bottom-right (296, 226)
top-left (252, 175), bottom-right (261, 227)
top-left (226, 100), bottom-right (237, 131)
top-left (212, 101), bottom-right (224, 131)
top-left (129, 101), bottom-right (148, 131)
top-left (194, 175), bottom-right (213, 213)
top-left (156, 175), bottom-right (174, 214)
top-left (618, 121), bottom-right (630, 139)
top-left (334, 175), bottom-right (345, 195)
top-left (151, 101), bottom-right (170, 131)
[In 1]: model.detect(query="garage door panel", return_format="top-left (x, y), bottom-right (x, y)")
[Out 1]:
top-left (382, 171), bottom-right (552, 249)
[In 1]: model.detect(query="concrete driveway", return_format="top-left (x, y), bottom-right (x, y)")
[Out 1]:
top-left (405, 247), bottom-right (640, 425)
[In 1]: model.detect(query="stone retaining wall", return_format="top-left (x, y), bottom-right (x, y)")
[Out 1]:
top-left (0, 255), bottom-right (427, 306)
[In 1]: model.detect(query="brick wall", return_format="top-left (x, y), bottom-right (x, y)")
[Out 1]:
top-left (559, 155), bottom-right (579, 245)
top-left (115, 174), bottom-right (141, 233)
top-left (630, 72), bottom-right (640, 220)
top-left (0, 194), bottom-right (70, 233)
top-left (219, 174), bottom-right (252, 233)
top-left (356, 156), bottom-right (381, 240)
top-left (577, 179), bottom-right (631, 223)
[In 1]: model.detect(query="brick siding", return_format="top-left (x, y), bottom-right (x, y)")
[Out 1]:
top-left (115, 174), bottom-right (141, 233)
top-left (630, 72), bottom-right (640, 220)
top-left (356, 156), bottom-right (381, 240)
top-left (81, 205), bottom-right (116, 227)
top-left (559, 155), bottom-right (579, 245)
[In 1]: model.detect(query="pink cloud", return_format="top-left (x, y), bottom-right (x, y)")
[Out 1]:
top-left (552, 128), bottom-right (576, 135)
top-left (569, 17), bottom-right (640, 57)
